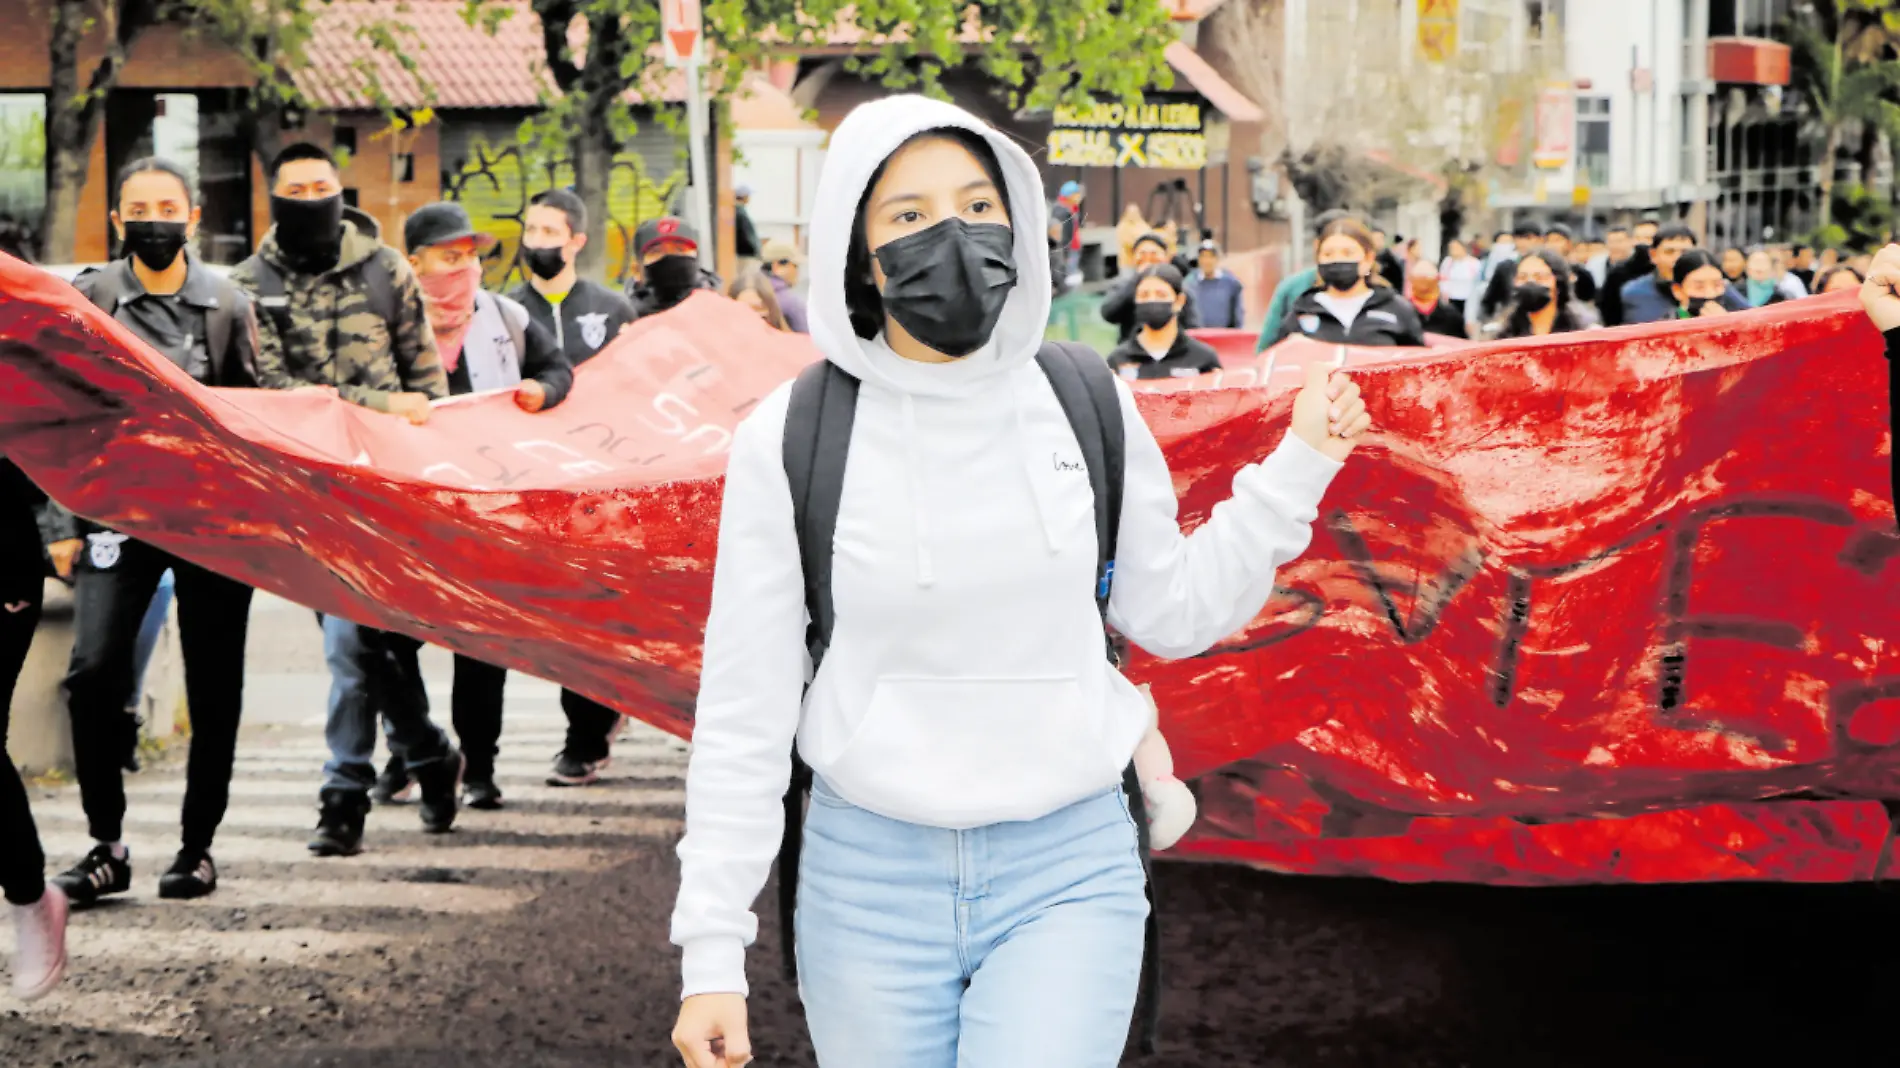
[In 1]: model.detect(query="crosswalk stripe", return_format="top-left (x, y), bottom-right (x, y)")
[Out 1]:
top-left (114, 779), bottom-right (683, 806)
top-left (0, 927), bottom-right (393, 968)
top-left (41, 834), bottom-right (635, 873)
top-left (33, 803), bottom-right (682, 839)
top-left (140, 878), bottom-right (537, 914)
top-left (223, 758), bottom-right (687, 779)
top-left (225, 738), bottom-right (689, 764)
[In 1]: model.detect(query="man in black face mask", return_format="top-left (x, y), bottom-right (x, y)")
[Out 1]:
top-left (625, 216), bottom-right (722, 319)
top-left (46, 157), bottom-right (262, 905)
top-left (504, 189), bottom-right (643, 788)
top-left (506, 189), bottom-right (638, 368)
top-left (232, 142), bottom-right (464, 857)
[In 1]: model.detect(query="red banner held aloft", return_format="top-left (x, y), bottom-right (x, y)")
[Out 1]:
top-left (1, 254), bottom-right (1895, 884)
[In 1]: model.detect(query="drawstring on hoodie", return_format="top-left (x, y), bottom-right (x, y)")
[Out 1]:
top-left (897, 379), bottom-right (1067, 589)
top-left (899, 392), bottom-right (936, 587)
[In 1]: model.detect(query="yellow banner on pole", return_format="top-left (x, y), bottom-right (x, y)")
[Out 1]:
top-left (1418, 0), bottom-right (1459, 63)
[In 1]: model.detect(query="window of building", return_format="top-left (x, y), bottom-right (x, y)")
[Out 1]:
top-left (342, 188), bottom-right (360, 208)
top-left (1712, 0), bottom-right (1792, 36)
top-left (0, 94), bottom-right (45, 259)
top-left (334, 125), bottom-right (358, 157)
top-left (395, 152), bottom-right (416, 183)
top-left (1576, 95), bottom-right (1611, 190)
top-left (106, 89), bottom-right (251, 265)
top-left (1741, 0), bottom-right (1790, 37)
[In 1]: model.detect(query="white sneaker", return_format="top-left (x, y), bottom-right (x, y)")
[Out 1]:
top-left (11, 884), bottom-right (69, 1001)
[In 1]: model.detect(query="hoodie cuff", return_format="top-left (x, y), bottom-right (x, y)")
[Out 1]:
top-left (680, 937), bottom-right (749, 1001)
top-left (1253, 432), bottom-right (1345, 511)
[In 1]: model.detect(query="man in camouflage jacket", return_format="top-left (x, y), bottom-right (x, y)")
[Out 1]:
top-left (232, 162), bottom-right (446, 423)
top-left (231, 143), bottom-right (464, 857)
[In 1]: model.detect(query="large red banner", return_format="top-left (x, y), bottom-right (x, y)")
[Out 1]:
top-left (2, 252), bottom-right (1895, 884)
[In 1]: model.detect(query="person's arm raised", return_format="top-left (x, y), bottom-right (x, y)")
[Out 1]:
top-left (1107, 362), bottom-right (1367, 659)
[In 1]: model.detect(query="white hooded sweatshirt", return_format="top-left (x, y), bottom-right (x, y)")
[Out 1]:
top-left (670, 96), bottom-right (1344, 999)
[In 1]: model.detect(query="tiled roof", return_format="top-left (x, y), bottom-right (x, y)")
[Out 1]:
top-left (296, 0), bottom-right (687, 111)
top-left (1163, 39), bottom-right (1263, 123)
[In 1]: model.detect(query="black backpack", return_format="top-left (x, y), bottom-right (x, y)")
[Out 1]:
top-left (777, 339), bottom-right (1162, 1053)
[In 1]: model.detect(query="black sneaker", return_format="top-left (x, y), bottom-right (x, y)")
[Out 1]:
top-left (463, 776), bottom-right (503, 811)
top-left (547, 751), bottom-right (602, 787)
top-left (416, 748), bottom-right (465, 834)
top-left (309, 789), bottom-right (370, 857)
top-left (157, 850), bottom-right (217, 900)
top-left (369, 754), bottom-right (414, 805)
top-left (50, 845), bottom-right (132, 907)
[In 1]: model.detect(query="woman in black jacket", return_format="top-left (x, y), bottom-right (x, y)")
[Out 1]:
top-left (1272, 215), bottom-right (1425, 348)
top-left (1105, 264), bottom-right (1224, 380)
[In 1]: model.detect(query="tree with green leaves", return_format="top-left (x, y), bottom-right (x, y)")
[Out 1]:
top-left (39, 0), bottom-right (427, 263)
top-left (1787, 0), bottom-right (1900, 239)
top-left (469, 0), bottom-right (1179, 280)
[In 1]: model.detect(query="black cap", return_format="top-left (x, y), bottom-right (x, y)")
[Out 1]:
top-left (403, 202), bottom-right (497, 254)
top-left (634, 216), bottom-right (699, 257)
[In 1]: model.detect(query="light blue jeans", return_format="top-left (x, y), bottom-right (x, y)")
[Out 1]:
top-left (126, 568), bottom-right (174, 710)
top-left (319, 614), bottom-right (451, 794)
top-left (795, 775), bottom-right (1149, 1067)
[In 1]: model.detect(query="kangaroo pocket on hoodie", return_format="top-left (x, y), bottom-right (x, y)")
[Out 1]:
top-left (823, 674), bottom-right (1124, 827)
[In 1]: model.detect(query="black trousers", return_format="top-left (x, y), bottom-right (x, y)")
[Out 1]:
top-left (561, 689), bottom-right (621, 763)
top-left (452, 655), bottom-right (507, 779)
top-left (1, 489), bottom-right (45, 905)
top-left (65, 535), bottom-right (252, 853)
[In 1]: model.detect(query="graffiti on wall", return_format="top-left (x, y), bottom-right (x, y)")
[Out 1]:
top-left (442, 135), bottom-right (687, 289)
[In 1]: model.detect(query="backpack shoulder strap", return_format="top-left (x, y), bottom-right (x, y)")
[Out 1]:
top-left (776, 355), bottom-right (860, 985)
top-left (362, 252), bottom-right (401, 336)
top-left (73, 264), bottom-right (123, 314)
top-left (204, 274), bottom-right (245, 381)
top-left (781, 357), bottom-right (861, 671)
top-left (491, 290), bottom-right (530, 364)
top-left (1034, 340), bottom-right (1126, 635)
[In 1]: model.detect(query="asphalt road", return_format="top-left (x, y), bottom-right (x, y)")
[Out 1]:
top-left (4, 594), bottom-right (1899, 1066)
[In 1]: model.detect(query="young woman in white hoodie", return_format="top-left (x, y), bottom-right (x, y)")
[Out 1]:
top-left (670, 97), bottom-right (1370, 1068)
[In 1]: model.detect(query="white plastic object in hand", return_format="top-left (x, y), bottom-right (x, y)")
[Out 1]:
top-left (1131, 683), bottom-right (1198, 851)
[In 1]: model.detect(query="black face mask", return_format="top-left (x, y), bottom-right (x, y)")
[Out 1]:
top-left (1685, 296), bottom-right (1715, 317)
top-left (121, 220), bottom-right (188, 272)
top-left (1513, 282), bottom-right (1553, 312)
top-left (1316, 261), bottom-right (1363, 292)
top-left (522, 244), bottom-right (568, 281)
top-left (874, 218), bottom-right (1017, 358)
top-left (270, 195), bottom-right (344, 273)
top-left (645, 254), bottom-right (701, 306)
top-left (1135, 300), bottom-right (1177, 329)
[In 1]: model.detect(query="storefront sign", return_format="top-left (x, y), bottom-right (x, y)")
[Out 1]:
top-left (1048, 93), bottom-right (1208, 170)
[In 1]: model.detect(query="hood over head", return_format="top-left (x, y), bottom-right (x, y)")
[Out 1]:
top-left (806, 95), bottom-right (1051, 399)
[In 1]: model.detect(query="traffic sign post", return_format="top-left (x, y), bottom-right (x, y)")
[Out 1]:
top-left (663, 0), bottom-right (714, 272)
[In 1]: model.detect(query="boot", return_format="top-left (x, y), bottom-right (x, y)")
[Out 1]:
top-left (309, 788), bottom-right (370, 857)
top-left (416, 748), bottom-right (465, 834)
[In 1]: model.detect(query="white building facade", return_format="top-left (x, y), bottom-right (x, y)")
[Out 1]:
top-left (1489, 0), bottom-right (1718, 229)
